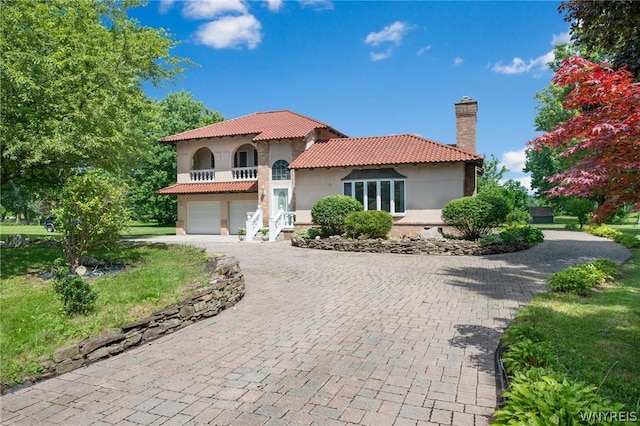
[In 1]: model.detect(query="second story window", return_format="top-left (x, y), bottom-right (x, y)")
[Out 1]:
top-left (234, 148), bottom-right (258, 168)
top-left (272, 160), bottom-right (291, 180)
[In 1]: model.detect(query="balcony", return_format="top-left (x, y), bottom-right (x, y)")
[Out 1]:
top-left (232, 166), bottom-right (258, 181)
top-left (190, 169), bottom-right (215, 182)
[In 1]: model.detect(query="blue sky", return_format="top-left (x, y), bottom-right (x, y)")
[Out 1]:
top-left (130, 1), bottom-right (571, 188)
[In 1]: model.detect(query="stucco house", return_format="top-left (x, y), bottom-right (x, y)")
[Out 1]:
top-left (157, 97), bottom-right (483, 239)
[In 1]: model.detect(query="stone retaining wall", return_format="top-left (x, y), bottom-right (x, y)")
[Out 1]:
top-left (291, 236), bottom-right (530, 255)
top-left (37, 254), bottom-right (245, 383)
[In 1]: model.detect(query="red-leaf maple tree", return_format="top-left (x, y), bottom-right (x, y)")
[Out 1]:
top-left (528, 56), bottom-right (640, 221)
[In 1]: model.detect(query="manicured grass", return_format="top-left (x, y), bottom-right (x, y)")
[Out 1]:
top-left (0, 241), bottom-right (210, 389)
top-left (503, 245), bottom-right (640, 410)
top-left (0, 221), bottom-right (175, 239)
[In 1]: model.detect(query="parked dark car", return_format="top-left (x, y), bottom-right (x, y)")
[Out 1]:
top-left (44, 215), bottom-right (57, 232)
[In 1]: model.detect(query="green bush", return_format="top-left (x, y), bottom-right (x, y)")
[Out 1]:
top-left (592, 258), bottom-right (621, 280)
top-left (311, 195), bottom-right (363, 236)
top-left (493, 371), bottom-right (623, 426)
top-left (505, 210), bottom-right (531, 227)
top-left (586, 224), bottom-right (622, 240)
top-left (498, 226), bottom-right (545, 246)
top-left (344, 210), bottom-right (393, 239)
top-left (52, 260), bottom-right (97, 315)
top-left (441, 196), bottom-right (498, 240)
top-left (478, 192), bottom-right (510, 225)
top-left (54, 170), bottom-right (130, 269)
top-left (295, 228), bottom-right (324, 239)
top-left (546, 263), bottom-right (608, 296)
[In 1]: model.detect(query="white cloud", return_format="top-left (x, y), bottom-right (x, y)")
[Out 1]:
top-left (552, 31), bottom-right (571, 46)
top-left (501, 149), bottom-right (527, 173)
top-left (265, 0), bottom-right (283, 12)
top-left (517, 176), bottom-right (532, 192)
top-left (182, 0), bottom-right (248, 19)
top-left (491, 31), bottom-right (571, 76)
top-left (195, 14), bottom-right (262, 49)
top-left (298, 0), bottom-right (334, 10)
top-left (491, 50), bottom-right (554, 75)
top-left (365, 21), bottom-right (411, 47)
top-left (453, 56), bottom-right (463, 66)
top-left (159, 0), bottom-right (177, 14)
top-left (370, 49), bottom-right (393, 61)
top-left (417, 45), bottom-right (431, 56)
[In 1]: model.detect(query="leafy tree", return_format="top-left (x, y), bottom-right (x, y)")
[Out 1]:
top-left (54, 170), bottom-right (129, 269)
top-left (0, 0), bottom-right (186, 187)
top-left (478, 155), bottom-right (529, 214)
top-left (129, 91), bottom-right (223, 224)
top-left (564, 198), bottom-right (594, 229)
top-left (524, 44), bottom-right (606, 207)
top-left (0, 181), bottom-right (35, 223)
top-left (559, 0), bottom-right (640, 79)
top-left (528, 56), bottom-right (640, 221)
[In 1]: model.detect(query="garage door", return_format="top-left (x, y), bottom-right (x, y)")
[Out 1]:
top-left (230, 200), bottom-right (259, 235)
top-left (187, 201), bottom-right (221, 234)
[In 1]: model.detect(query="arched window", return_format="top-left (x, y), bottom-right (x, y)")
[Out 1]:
top-left (272, 160), bottom-right (291, 180)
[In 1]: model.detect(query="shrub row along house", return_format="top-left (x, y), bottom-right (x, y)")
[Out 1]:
top-left (156, 97), bottom-right (484, 239)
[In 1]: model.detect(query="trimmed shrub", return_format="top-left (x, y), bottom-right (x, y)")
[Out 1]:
top-left (52, 259), bottom-right (97, 315)
top-left (477, 192), bottom-right (510, 225)
top-left (311, 195), bottom-right (363, 236)
top-left (441, 196), bottom-right (497, 240)
top-left (344, 210), bottom-right (393, 239)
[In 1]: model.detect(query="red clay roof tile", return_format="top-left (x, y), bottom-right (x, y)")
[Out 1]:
top-left (289, 134), bottom-right (483, 169)
top-left (156, 181), bottom-right (258, 195)
top-left (159, 110), bottom-right (345, 143)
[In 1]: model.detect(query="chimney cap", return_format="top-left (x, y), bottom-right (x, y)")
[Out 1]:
top-left (458, 96), bottom-right (475, 102)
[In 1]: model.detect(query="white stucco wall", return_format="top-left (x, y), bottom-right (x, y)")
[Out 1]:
top-left (293, 163), bottom-right (466, 225)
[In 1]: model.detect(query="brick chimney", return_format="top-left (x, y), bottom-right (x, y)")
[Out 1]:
top-left (455, 96), bottom-right (478, 154)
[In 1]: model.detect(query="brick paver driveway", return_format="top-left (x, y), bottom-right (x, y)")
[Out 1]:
top-left (1, 230), bottom-right (630, 425)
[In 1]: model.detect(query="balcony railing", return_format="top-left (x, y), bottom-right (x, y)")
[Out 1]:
top-left (232, 166), bottom-right (258, 181)
top-left (190, 169), bottom-right (215, 182)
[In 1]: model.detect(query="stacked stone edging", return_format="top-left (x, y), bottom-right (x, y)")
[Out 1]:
top-left (33, 254), bottom-right (245, 386)
top-left (291, 236), bottom-right (530, 255)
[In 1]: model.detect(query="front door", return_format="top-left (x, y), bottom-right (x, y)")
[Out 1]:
top-left (272, 188), bottom-right (289, 217)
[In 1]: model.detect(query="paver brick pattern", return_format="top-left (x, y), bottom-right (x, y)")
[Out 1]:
top-left (1, 231), bottom-right (630, 425)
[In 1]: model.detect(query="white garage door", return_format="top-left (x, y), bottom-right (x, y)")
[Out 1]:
top-left (230, 200), bottom-right (259, 235)
top-left (187, 201), bottom-right (221, 234)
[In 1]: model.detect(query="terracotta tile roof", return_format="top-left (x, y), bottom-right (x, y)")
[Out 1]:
top-left (289, 134), bottom-right (483, 169)
top-left (159, 110), bottom-right (346, 143)
top-left (156, 181), bottom-right (258, 195)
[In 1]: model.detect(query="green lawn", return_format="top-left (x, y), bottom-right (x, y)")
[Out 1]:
top-left (499, 227), bottom-right (640, 411)
top-left (0, 241), bottom-right (209, 390)
top-left (0, 221), bottom-right (175, 239)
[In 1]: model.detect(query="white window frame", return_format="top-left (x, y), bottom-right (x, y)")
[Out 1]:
top-left (343, 178), bottom-right (406, 216)
top-left (271, 159), bottom-right (291, 181)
